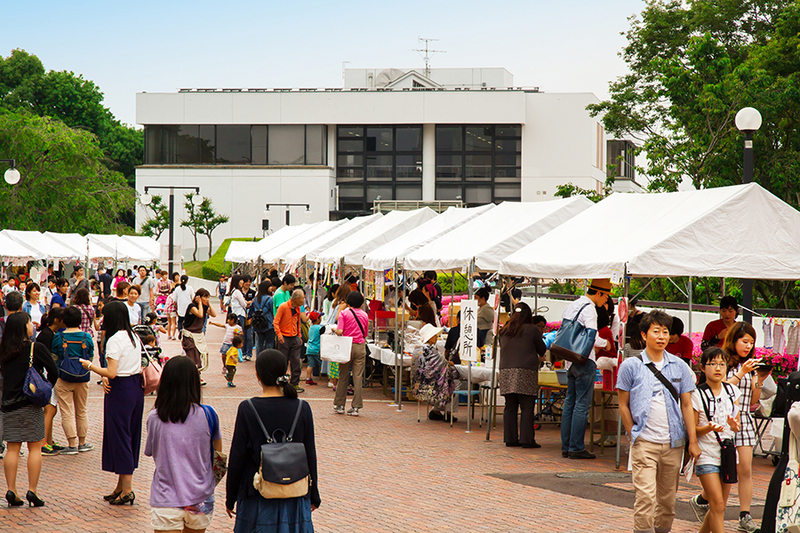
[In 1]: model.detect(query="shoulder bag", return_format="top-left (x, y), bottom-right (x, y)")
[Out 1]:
top-left (550, 303), bottom-right (595, 365)
top-left (200, 404), bottom-right (227, 485)
top-left (141, 342), bottom-right (163, 395)
top-left (349, 309), bottom-right (372, 357)
top-left (698, 382), bottom-right (738, 484)
top-left (23, 343), bottom-right (53, 407)
top-left (247, 399), bottom-right (310, 499)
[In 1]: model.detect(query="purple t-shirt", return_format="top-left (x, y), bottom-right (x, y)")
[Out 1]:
top-left (144, 404), bottom-right (221, 507)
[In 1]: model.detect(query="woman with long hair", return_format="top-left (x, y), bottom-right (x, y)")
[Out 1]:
top-left (226, 349), bottom-right (319, 532)
top-left (250, 280), bottom-right (274, 354)
top-left (111, 269), bottom-right (127, 291)
top-left (145, 356), bottom-right (221, 533)
top-left (0, 312), bottom-right (58, 507)
top-left (22, 283), bottom-right (47, 338)
top-left (72, 287), bottom-right (97, 335)
top-left (80, 301), bottom-right (144, 506)
top-left (182, 288), bottom-right (216, 386)
top-left (498, 302), bottom-right (547, 448)
top-left (173, 275), bottom-right (195, 332)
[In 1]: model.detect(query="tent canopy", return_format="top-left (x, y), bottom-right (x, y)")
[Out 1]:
top-left (0, 233), bottom-right (40, 260)
top-left (362, 204), bottom-right (495, 272)
top-left (249, 223), bottom-right (321, 261)
top-left (260, 220), bottom-right (346, 263)
top-left (498, 183), bottom-right (800, 280)
top-left (1, 229), bottom-right (82, 261)
top-left (121, 235), bottom-right (161, 262)
top-left (315, 208), bottom-right (438, 266)
top-left (43, 232), bottom-right (88, 260)
top-left (404, 198), bottom-right (595, 272)
top-left (87, 234), bottom-right (157, 262)
top-left (285, 213), bottom-right (383, 266)
top-left (225, 241), bottom-right (262, 263)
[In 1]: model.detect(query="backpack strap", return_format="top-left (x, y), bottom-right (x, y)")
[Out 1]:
top-left (287, 400), bottom-right (305, 443)
top-left (698, 382), bottom-right (725, 447)
top-left (246, 399), bottom-right (274, 443)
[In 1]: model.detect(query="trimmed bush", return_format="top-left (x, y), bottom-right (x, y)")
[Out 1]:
top-left (437, 272), bottom-right (469, 295)
top-left (200, 238), bottom-right (253, 281)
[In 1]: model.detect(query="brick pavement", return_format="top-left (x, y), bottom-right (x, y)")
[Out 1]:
top-left (0, 309), bottom-right (779, 532)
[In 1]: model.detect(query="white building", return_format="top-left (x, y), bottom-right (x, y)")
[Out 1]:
top-left (135, 67), bottom-right (634, 258)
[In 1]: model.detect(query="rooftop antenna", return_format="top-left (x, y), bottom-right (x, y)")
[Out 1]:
top-left (413, 38), bottom-right (445, 79)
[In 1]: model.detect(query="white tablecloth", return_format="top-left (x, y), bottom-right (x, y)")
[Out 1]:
top-left (455, 364), bottom-right (497, 384)
top-left (368, 344), bottom-right (412, 367)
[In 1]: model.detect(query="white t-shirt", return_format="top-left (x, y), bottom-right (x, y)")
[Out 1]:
top-left (106, 330), bottom-right (143, 377)
top-left (174, 286), bottom-right (195, 317)
top-left (126, 302), bottom-right (142, 325)
top-left (638, 359), bottom-right (672, 444)
top-left (692, 383), bottom-right (741, 466)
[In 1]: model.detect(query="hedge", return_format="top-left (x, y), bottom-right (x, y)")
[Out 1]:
top-left (437, 272), bottom-right (469, 295)
top-left (200, 238), bottom-right (253, 281)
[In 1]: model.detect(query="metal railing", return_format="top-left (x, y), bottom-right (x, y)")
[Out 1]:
top-left (372, 200), bottom-right (463, 214)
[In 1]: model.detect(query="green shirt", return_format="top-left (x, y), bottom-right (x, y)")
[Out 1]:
top-left (273, 287), bottom-right (291, 315)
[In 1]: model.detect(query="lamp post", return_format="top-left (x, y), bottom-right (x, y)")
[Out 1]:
top-left (141, 186), bottom-right (203, 275)
top-left (735, 107), bottom-right (762, 323)
top-left (0, 159), bottom-right (21, 185)
top-left (263, 203), bottom-right (312, 227)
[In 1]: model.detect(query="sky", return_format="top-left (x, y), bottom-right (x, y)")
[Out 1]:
top-left (4, 0), bottom-right (647, 128)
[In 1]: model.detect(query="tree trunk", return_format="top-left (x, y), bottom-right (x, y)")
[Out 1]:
top-left (207, 235), bottom-right (213, 261)
top-left (192, 230), bottom-right (198, 262)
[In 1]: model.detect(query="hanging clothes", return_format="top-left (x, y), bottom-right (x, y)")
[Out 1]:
top-left (786, 322), bottom-right (800, 356)
top-left (774, 321), bottom-right (787, 355)
top-left (763, 318), bottom-right (774, 350)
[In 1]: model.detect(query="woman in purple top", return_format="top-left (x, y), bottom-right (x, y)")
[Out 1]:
top-left (145, 356), bottom-right (222, 533)
top-left (333, 291), bottom-right (369, 416)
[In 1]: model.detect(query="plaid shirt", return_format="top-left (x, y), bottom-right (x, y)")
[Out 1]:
top-left (76, 304), bottom-right (96, 333)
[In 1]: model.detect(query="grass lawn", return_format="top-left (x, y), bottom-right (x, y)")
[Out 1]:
top-left (184, 261), bottom-right (204, 278)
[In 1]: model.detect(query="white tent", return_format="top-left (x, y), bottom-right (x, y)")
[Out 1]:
top-left (260, 220), bottom-right (346, 264)
top-left (225, 241), bottom-right (262, 263)
top-left (362, 204), bottom-right (496, 272)
top-left (0, 233), bottom-right (40, 260)
top-left (404, 198), bottom-right (595, 272)
top-left (44, 232), bottom-right (88, 260)
top-left (249, 223), bottom-right (321, 261)
top-left (498, 183), bottom-right (800, 279)
top-left (121, 235), bottom-right (161, 262)
top-left (284, 213), bottom-right (383, 266)
top-left (315, 208), bottom-right (439, 266)
top-left (87, 234), bottom-right (157, 262)
top-left (1, 229), bottom-right (83, 261)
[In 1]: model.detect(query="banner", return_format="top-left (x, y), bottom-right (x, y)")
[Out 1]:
top-left (460, 299), bottom-right (478, 362)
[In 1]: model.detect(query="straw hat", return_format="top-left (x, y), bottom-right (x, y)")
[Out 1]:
top-left (589, 278), bottom-right (612, 293)
top-left (419, 323), bottom-right (444, 343)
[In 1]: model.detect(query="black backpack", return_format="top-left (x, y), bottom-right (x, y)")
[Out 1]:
top-left (251, 297), bottom-right (271, 332)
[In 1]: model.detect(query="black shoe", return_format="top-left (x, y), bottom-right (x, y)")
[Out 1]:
top-left (522, 442), bottom-right (542, 449)
top-left (443, 413), bottom-right (458, 423)
top-left (104, 490), bottom-right (122, 502)
top-left (109, 491), bottom-right (135, 505)
top-left (5, 490), bottom-right (24, 507)
top-left (568, 450), bottom-right (596, 459)
top-left (562, 451), bottom-right (568, 457)
top-left (505, 442), bottom-right (521, 447)
top-left (428, 411), bottom-right (445, 421)
top-left (25, 490), bottom-right (44, 507)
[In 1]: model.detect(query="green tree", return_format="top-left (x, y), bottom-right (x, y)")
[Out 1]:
top-left (180, 194), bottom-right (203, 262)
top-left (195, 198), bottom-right (230, 260)
top-left (553, 181), bottom-right (610, 203)
top-left (139, 195), bottom-right (170, 240)
top-left (0, 110), bottom-right (134, 233)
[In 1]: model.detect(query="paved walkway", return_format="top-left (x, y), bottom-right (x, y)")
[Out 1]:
top-left (0, 308), bottom-right (778, 532)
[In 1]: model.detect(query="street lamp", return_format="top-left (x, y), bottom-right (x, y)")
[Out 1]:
top-left (735, 106), bottom-right (762, 323)
top-left (141, 186), bottom-right (202, 275)
top-left (0, 159), bottom-right (20, 185)
top-left (264, 203), bottom-right (312, 227)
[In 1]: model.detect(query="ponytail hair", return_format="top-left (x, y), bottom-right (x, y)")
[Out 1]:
top-left (255, 349), bottom-right (298, 399)
top-left (180, 274), bottom-right (188, 291)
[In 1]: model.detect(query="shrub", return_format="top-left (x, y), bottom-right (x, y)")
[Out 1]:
top-left (437, 272), bottom-right (469, 295)
top-left (200, 238), bottom-right (252, 281)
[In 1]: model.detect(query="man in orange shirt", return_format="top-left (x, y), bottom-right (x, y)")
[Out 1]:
top-left (273, 289), bottom-right (308, 393)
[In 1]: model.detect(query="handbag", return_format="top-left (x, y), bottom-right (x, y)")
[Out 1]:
top-left (698, 383), bottom-right (738, 484)
top-left (321, 333), bottom-right (353, 363)
top-left (141, 347), bottom-right (163, 395)
top-left (247, 399), bottom-right (310, 499)
top-left (550, 303), bottom-right (595, 365)
top-left (778, 425), bottom-right (800, 529)
top-left (349, 309), bottom-right (372, 357)
top-left (200, 404), bottom-right (227, 486)
top-left (23, 343), bottom-right (53, 407)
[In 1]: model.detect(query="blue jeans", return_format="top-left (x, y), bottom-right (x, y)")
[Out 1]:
top-left (561, 358), bottom-right (597, 453)
top-left (255, 330), bottom-right (274, 355)
top-left (236, 316), bottom-right (255, 358)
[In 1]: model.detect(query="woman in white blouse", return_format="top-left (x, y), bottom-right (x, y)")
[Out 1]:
top-left (80, 301), bottom-right (144, 506)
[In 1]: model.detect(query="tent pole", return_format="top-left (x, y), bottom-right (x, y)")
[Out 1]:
top-left (449, 269), bottom-right (455, 329)
top-left (688, 276), bottom-right (693, 338)
top-left (391, 262), bottom-right (400, 407)
top-left (398, 268), bottom-right (406, 411)
top-left (534, 278), bottom-right (539, 314)
top-left (466, 259), bottom-right (475, 433)
top-left (485, 275), bottom-right (504, 441)
top-left (616, 266), bottom-right (629, 470)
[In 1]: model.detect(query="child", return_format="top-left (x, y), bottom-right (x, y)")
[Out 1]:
top-left (691, 346), bottom-right (741, 533)
top-left (225, 336), bottom-right (243, 387)
top-left (210, 314), bottom-right (243, 376)
top-left (144, 312), bottom-right (167, 346)
top-left (305, 311), bottom-right (324, 385)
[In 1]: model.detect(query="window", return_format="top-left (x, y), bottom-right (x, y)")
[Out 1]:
top-left (142, 125), bottom-right (327, 166)
top-left (435, 125), bottom-right (521, 204)
top-left (336, 125), bottom-right (423, 213)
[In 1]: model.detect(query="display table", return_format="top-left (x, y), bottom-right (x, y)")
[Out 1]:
top-left (454, 364), bottom-right (496, 384)
top-left (589, 388), bottom-right (618, 455)
top-left (368, 344), bottom-right (412, 398)
top-left (536, 384), bottom-right (567, 426)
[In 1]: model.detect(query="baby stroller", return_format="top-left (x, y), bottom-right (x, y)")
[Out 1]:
top-left (154, 302), bottom-right (168, 328)
top-left (132, 324), bottom-right (165, 364)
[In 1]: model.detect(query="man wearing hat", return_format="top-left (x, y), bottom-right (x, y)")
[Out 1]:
top-left (559, 279), bottom-right (614, 459)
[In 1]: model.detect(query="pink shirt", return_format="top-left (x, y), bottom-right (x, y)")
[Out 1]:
top-left (337, 308), bottom-right (369, 344)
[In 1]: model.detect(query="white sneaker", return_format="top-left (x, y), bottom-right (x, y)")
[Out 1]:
top-left (328, 382), bottom-right (335, 388)
top-left (689, 495), bottom-right (709, 523)
top-left (737, 514), bottom-right (759, 532)
top-left (333, 406), bottom-right (345, 415)
top-left (346, 407), bottom-right (360, 417)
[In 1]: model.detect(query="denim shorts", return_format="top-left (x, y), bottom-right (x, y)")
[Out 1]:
top-left (695, 463), bottom-right (721, 476)
top-left (220, 343), bottom-right (231, 355)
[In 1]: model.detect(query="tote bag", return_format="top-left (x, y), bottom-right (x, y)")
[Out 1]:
top-left (778, 427), bottom-right (800, 530)
top-left (321, 334), bottom-right (353, 363)
top-left (550, 303), bottom-right (596, 365)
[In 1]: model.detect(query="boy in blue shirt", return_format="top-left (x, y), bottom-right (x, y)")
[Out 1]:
top-left (618, 309), bottom-right (700, 533)
top-left (304, 311), bottom-right (324, 386)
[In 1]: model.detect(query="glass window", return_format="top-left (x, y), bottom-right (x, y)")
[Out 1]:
top-left (496, 125), bottom-right (521, 138)
top-left (336, 169), bottom-right (363, 182)
top-left (396, 155), bottom-right (422, 181)
top-left (465, 154), bottom-right (492, 181)
top-left (339, 184), bottom-right (364, 198)
top-left (306, 125), bottom-right (326, 165)
top-left (160, 126), bottom-right (178, 164)
top-left (338, 126), bottom-right (364, 138)
top-left (338, 139), bottom-right (363, 153)
top-left (494, 184), bottom-right (521, 200)
top-left (216, 125), bottom-right (251, 164)
top-left (268, 125), bottom-right (304, 165)
top-left (436, 185), bottom-right (462, 201)
top-left (495, 139), bottom-right (520, 152)
top-left (176, 125), bottom-right (199, 164)
top-left (396, 127), bottom-right (422, 151)
top-left (338, 154), bottom-right (363, 168)
top-left (436, 154), bottom-right (462, 180)
top-left (251, 126), bottom-right (267, 165)
top-left (366, 155), bottom-right (393, 180)
top-left (199, 125), bottom-right (215, 164)
top-left (396, 186), bottom-right (422, 200)
top-left (465, 186), bottom-right (492, 204)
top-left (465, 126), bottom-right (493, 151)
top-left (366, 185), bottom-right (393, 203)
top-left (145, 126), bottom-right (162, 164)
top-left (366, 128), bottom-right (393, 151)
top-left (436, 127), bottom-right (462, 151)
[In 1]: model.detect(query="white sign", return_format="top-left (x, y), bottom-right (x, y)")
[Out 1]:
top-left (611, 269), bottom-right (621, 285)
top-left (376, 274), bottom-right (384, 300)
top-left (460, 299), bottom-right (479, 362)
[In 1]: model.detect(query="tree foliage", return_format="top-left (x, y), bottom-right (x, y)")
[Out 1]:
top-left (0, 110), bottom-right (134, 233)
top-left (180, 194), bottom-right (203, 262)
top-left (196, 198), bottom-right (230, 261)
top-left (553, 181), bottom-right (611, 203)
top-left (139, 195), bottom-right (170, 240)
